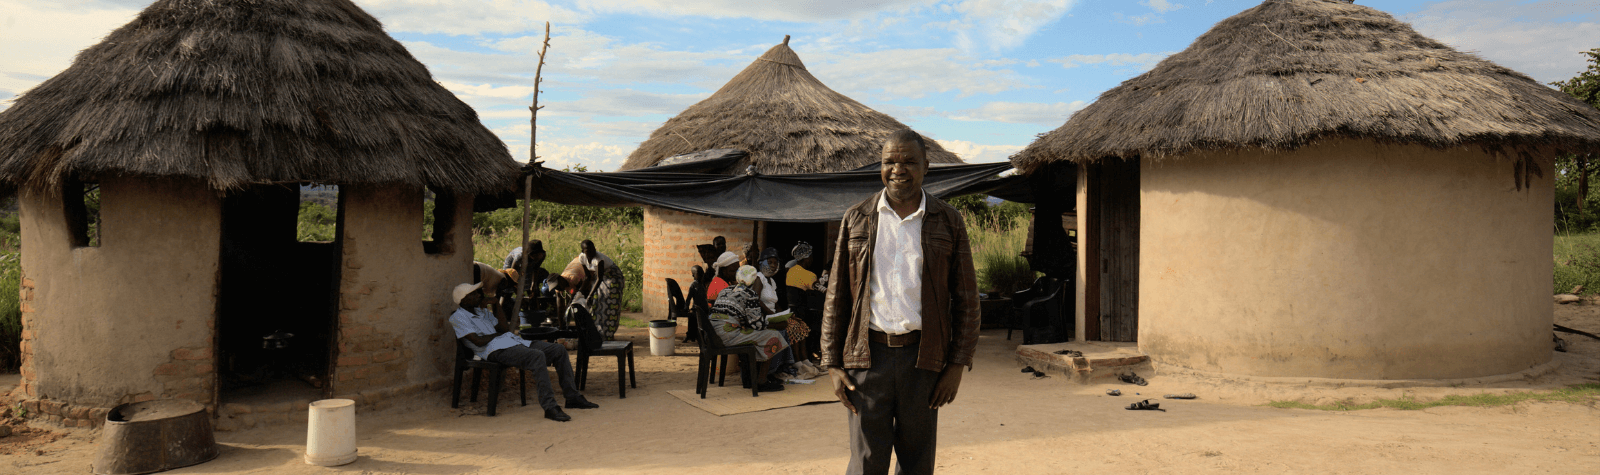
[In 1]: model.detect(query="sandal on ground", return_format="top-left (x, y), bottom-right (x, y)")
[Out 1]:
top-left (1164, 393), bottom-right (1196, 399)
top-left (1107, 389), bottom-right (1121, 396)
top-left (1125, 399), bottom-right (1165, 411)
top-left (1054, 349), bottom-right (1084, 358)
top-left (1020, 366), bottom-right (1035, 373)
top-left (1118, 373), bottom-right (1148, 386)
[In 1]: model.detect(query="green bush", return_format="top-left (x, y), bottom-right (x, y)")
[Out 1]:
top-left (473, 201), bottom-right (642, 235)
top-left (298, 201), bottom-right (337, 242)
top-left (0, 240), bottom-right (19, 372)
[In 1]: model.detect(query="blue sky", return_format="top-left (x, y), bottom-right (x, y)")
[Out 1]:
top-left (2, 1), bottom-right (1597, 170)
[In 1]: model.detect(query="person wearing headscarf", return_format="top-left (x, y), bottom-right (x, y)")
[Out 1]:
top-left (709, 265), bottom-right (795, 392)
top-left (706, 251), bottom-right (740, 302)
top-left (756, 247), bottom-right (781, 311)
top-left (785, 241), bottom-right (823, 362)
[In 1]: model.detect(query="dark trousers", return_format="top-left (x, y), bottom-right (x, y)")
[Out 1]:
top-left (845, 341), bottom-right (940, 475)
top-left (488, 341), bottom-right (582, 410)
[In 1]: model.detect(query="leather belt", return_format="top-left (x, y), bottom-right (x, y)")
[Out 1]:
top-left (869, 330), bottom-right (921, 348)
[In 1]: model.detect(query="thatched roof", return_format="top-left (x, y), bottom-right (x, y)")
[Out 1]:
top-left (1011, 0), bottom-right (1600, 173)
top-left (619, 36), bottom-right (961, 174)
top-left (0, 0), bottom-right (518, 194)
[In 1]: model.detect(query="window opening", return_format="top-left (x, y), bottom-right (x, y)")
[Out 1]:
top-left (298, 185), bottom-right (339, 242)
top-left (423, 187), bottom-right (456, 255)
top-left (65, 180), bottom-right (100, 247)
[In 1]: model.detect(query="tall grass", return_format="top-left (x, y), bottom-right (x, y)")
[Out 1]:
top-left (966, 214), bottom-right (1036, 295)
top-left (0, 234), bottom-right (19, 373)
top-left (472, 221), bottom-right (645, 313)
top-left (1554, 232), bottom-right (1600, 293)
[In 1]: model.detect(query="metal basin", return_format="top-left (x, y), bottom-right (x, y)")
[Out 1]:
top-left (92, 399), bottom-right (219, 475)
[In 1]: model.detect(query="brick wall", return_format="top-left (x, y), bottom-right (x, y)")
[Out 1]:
top-left (640, 207), bottom-right (756, 319)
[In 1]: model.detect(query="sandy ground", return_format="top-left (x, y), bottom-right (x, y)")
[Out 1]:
top-left (3, 307), bottom-right (1599, 475)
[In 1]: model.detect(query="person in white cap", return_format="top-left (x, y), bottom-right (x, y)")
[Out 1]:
top-left (449, 282), bottom-right (598, 421)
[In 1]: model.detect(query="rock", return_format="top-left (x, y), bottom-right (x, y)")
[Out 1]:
top-left (0, 425), bottom-right (12, 437)
top-left (1555, 294), bottom-right (1581, 304)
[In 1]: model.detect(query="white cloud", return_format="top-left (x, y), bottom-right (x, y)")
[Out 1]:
top-left (352, 0), bottom-right (585, 36)
top-left (936, 139), bottom-right (1023, 164)
top-left (1048, 52), bottom-right (1175, 72)
top-left (0, 1), bottom-right (138, 106)
top-left (578, 0), bottom-right (932, 22)
top-left (1141, 0), bottom-right (1183, 14)
top-left (1403, 0), bottom-right (1600, 83)
top-left (809, 48), bottom-right (1034, 99)
top-left (950, 101), bottom-right (1088, 126)
top-left (940, 0), bottom-right (1079, 52)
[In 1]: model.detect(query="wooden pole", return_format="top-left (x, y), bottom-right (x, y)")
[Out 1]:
top-left (511, 22), bottom-right (551, 326)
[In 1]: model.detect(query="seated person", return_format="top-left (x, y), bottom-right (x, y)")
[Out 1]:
top-left (705, 251), bottom-right (739, 303)
top-left (757, 247), bottom-right (782, 311)
top-left (785, 241), bottom-right (824, 362)
top-left (709, 265), bottom-right (795, 392)
top-left (449, 282), bottom-right (599, 421)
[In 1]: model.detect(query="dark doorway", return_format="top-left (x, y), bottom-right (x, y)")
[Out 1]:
top-left (763, 221), bottom-right (827, 310)
top-left (1098, 157), bottom-right (1139, 342)
top-left (217, 184), bottom-right (342, 405)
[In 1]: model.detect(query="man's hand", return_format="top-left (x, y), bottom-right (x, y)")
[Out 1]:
top-left (929, 366), bottom-right (964, 409)
top-left (829, 367), bottom-right (858, 414)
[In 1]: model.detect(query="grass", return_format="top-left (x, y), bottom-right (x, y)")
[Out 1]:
top-left (1554, 232), bottom-right (1600, 293)
top-left (967, 214), bottom-right (1036, 295)
top-left (1265, 384), bottom-right (1600, 411)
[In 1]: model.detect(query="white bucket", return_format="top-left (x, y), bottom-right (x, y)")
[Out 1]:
top-left (648, 320), bottom-right (677, 356)
top-left (304, 399), bottom-right (357, 466)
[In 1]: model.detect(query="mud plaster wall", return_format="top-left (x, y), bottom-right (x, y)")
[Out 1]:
top-left (18, 178), bottom-right (220, 408)
top-left (1138, 139), bottom-right (1553, 380)
top-left (640, 207), bottom-right (755, 320)
top-left (331, 185), bottom-right (473, 396)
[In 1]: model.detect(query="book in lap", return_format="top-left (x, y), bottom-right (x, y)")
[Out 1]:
top-left (766, 309), bottom-right (792, 324)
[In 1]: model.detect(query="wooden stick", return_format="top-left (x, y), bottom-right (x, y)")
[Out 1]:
top-left (511, 22), bottom-right (552, 327)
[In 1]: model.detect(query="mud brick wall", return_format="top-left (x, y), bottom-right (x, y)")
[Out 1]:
top-left (639, 207), bottom-right (756, 320)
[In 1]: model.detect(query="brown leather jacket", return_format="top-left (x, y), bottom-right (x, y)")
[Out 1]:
top-left (819, 191), bottom-right (981, 372)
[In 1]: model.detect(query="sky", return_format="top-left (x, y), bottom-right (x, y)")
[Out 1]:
top-left (1, 0), bottom-right (1597, 171)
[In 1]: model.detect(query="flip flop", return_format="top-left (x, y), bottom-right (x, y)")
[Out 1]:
top-left (1164, 393), bottom-right (1196, 399)
top-left (1118, 373), bottom-right (1148, 386)
top-left (1054, 349), bottom-right (1084, 357)
top-left (1021, 366), bottom-right (1035, 373)
top-left (1107, 389), bottom-right (1121, 396)
top-left (1125, 399), bottom-right (1165, 411)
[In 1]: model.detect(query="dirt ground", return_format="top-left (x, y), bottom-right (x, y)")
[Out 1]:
top-left (4, 306), bottom-right (1598, 475)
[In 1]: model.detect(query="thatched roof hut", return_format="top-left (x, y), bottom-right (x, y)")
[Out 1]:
top-left (1012, 0), bottom-right (1600, 173)
top-left (1011, 0), bottom-right (1600, 381)
top-left (620, 36), bottom-right (960, 174)
top-left (0, 0), bottom-right (513, 429)
top-left (0, 0), bottom-right (518, 193)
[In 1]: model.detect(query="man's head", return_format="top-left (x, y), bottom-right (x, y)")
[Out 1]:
top-left (453, 282), bottom-right (485, 309)
top-left (712, 236), bottom-right (727, 254)
top-left (580, 239), bottom-right (597, 260)
top-left (524, 239), bottom-right (547, 267)
top-left (881, 129), bottom-right (928, 204)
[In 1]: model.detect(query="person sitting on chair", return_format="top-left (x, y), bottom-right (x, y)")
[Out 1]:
top-left (710, 265), bottom-right (796, 392)
top-left (705, 251), bottom-right (740, 303)
top-left (449, 282), bottom-right (598, 421)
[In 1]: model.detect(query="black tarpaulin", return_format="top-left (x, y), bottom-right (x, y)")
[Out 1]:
top-left (515, 152), bottom-right (1025, 222)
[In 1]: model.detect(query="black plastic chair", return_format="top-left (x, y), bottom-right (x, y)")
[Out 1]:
top-left (692, 302), bottom-right (763, 398)
top-left (570, 305), bottom-right (637, 398)
top-left (450, 340), bottom-right (525, 416)
top-left (1010, 277), bottom-right (1064, 343)
top-left (667, 278), bottom-right (688, 323)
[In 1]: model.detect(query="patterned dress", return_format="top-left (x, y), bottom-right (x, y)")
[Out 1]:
top-left (710, 285), bottom-right (789, 361)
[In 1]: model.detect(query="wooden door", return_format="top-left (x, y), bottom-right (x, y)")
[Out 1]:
top-left (1098, 157), bottom-right (1139, 342)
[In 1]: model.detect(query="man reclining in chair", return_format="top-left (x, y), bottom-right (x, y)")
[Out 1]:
top-left (450, 282), bottom-right (599, 421)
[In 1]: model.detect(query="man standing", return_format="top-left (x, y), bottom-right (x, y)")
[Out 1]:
top-left (450, 282), bottom-right (599, 421)
top-left (821, 129), bottom-right (980, 474)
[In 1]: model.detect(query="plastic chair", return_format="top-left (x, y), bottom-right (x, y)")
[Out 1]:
top-left (569, 305), bottom-right (637, 398)
top-left (450, 339), bottom-right (525, 416)
top-left (667, 278), bottom-right (688, 324)
top-left (1010, 277), bottom-right (1064, 343)
top-left (692, 303), bottom-right (764, 398)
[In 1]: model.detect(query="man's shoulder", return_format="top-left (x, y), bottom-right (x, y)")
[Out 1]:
top-left (845, 191), bottom-right (881, 217)
top-left (923, 194), bottom-right (964, 226)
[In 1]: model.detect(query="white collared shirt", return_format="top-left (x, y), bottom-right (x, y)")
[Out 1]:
top-left (868, 191), bottom-right (926, 334)
top-left (449, 307), bottom-right (529, 359)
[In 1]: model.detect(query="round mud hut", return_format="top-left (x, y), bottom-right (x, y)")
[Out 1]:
top-left (619, 36), bottom-right (960, 320)
top-left (0, 0), bottom-right (518, 428)
top-left (1010, 0), bottom-right (1600, 380)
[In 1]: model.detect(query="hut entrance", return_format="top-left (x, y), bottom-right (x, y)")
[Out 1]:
top-left (1095, 158), bottom-right (1139, 342)
top-left (216, 184), bottom-right (342, 405)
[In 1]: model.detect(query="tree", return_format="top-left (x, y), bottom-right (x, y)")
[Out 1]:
top-left (1551, 48), bottom-right (1600, 213)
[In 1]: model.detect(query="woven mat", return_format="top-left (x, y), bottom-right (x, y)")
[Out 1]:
top-left (666, 381), bottom-right (837, 416)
